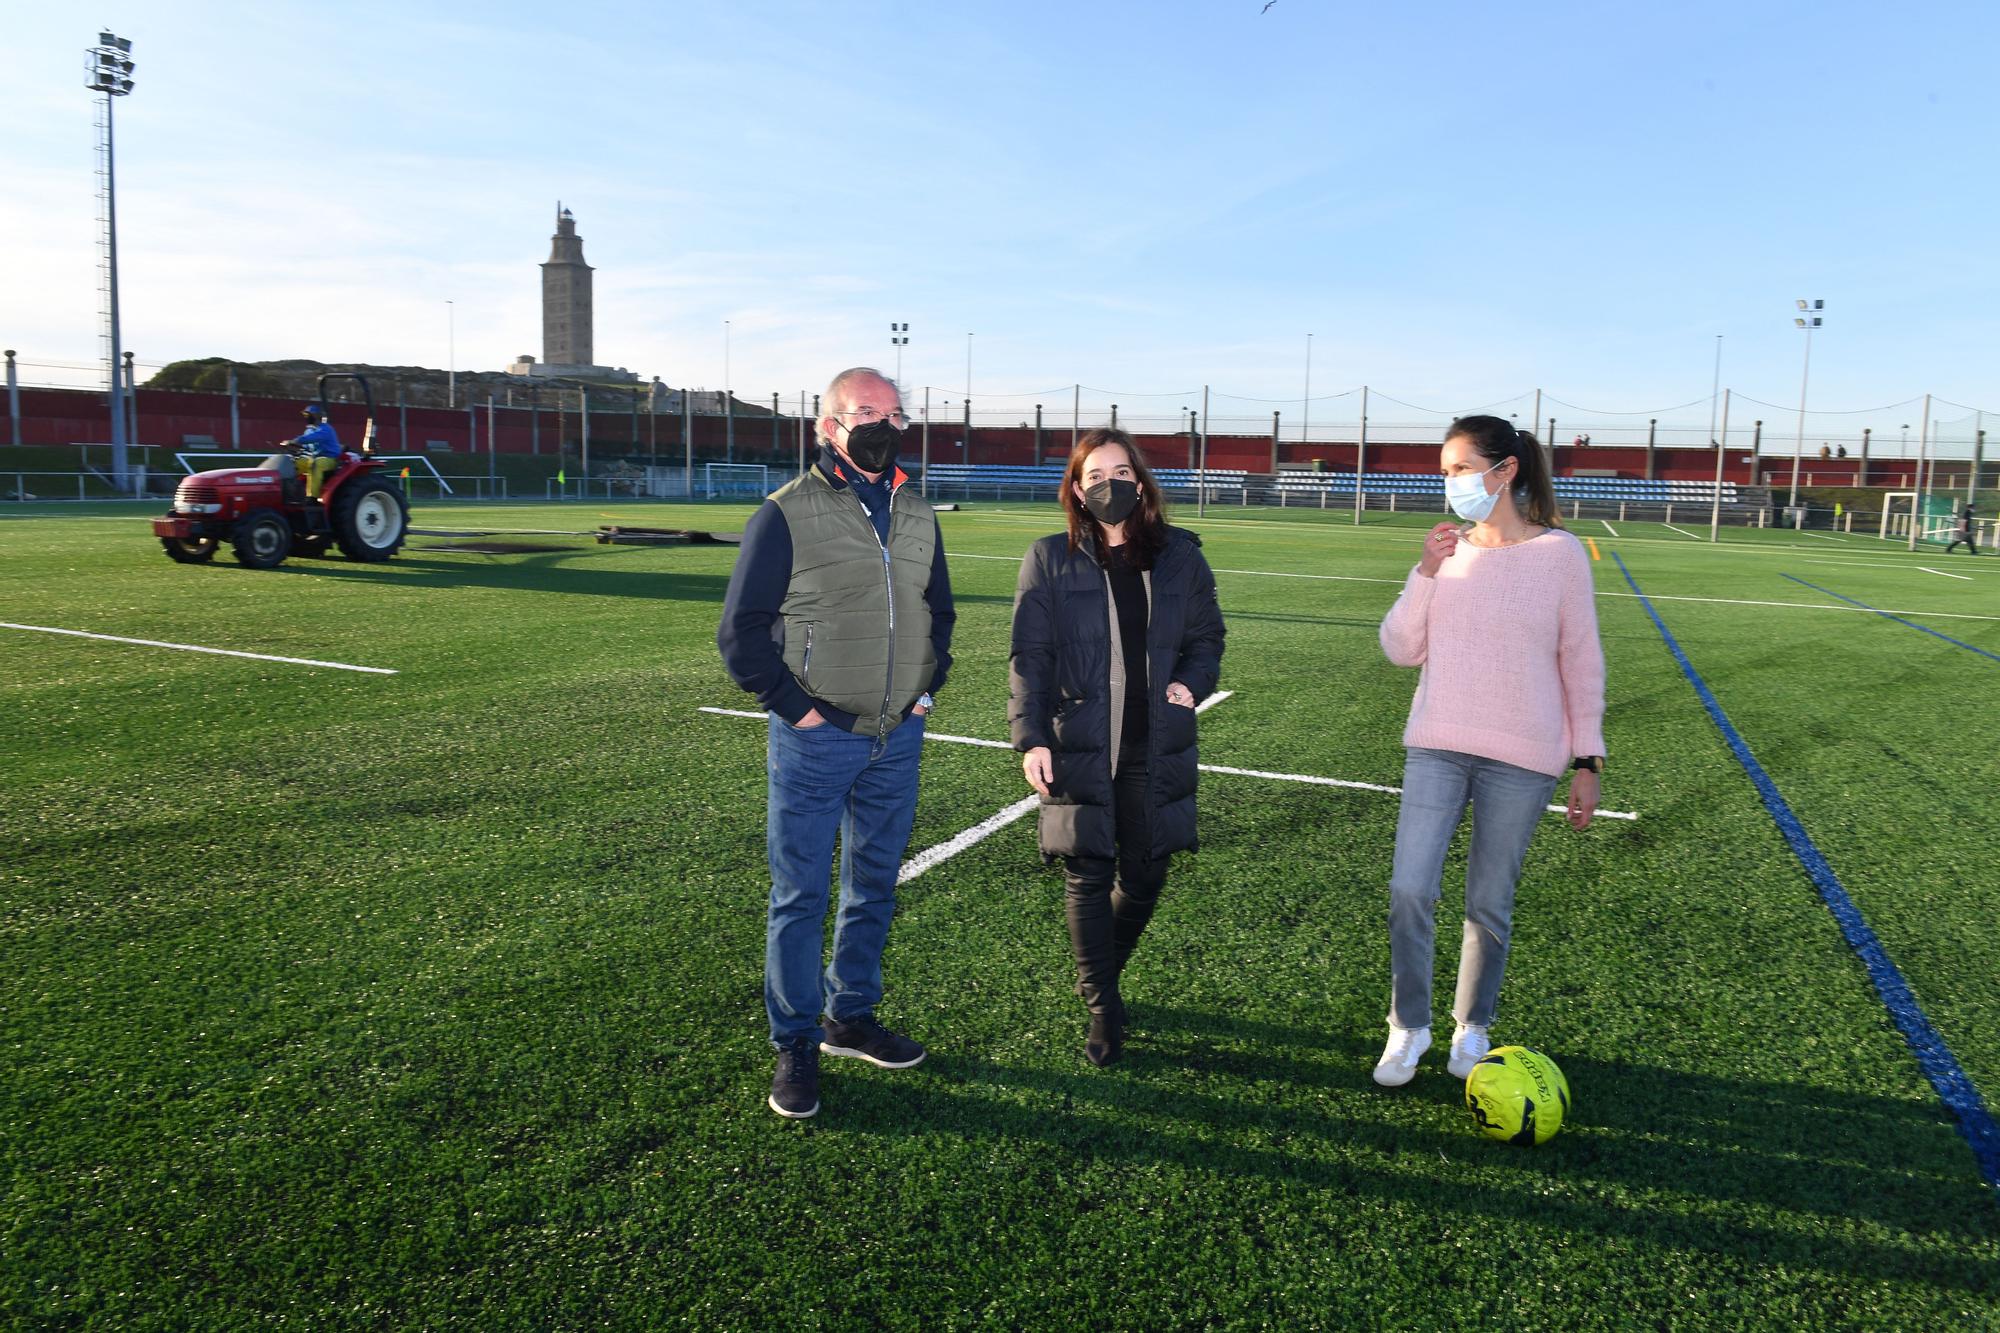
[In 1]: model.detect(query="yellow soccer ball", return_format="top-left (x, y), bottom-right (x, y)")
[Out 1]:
top-left (1464, 1046), bottom-right (1571, 1146)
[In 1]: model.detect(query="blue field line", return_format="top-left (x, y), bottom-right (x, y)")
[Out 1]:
top-left (1613, 552), bottom-right (2000, 1200)
top-left (1777, 573), bottom-right (2000, 664)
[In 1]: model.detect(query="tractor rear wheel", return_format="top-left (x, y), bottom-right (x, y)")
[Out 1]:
top-left (231, 509), bottom-right (293, 569)
top-left (161, 536), bottom-right (218, 564)
top-left (331, 476), bottom-right (408, 562)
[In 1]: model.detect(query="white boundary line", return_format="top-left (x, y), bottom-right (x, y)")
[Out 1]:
top-left (1661, 523), bottom-right (1703, 540)
top-left (1600, 520), bottom-right (1620, 537)
top-left (1918, 566), bottom-right (1974, 581)
top-left (1798, 531), bottom-right (1847, 542)
top-left (0, 622), bottom-right (399, 674)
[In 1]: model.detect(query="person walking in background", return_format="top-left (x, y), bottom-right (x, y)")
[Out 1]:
top-left (1945, 503), bottom-right (1980, 555)
top-left (717, 366), bottom-right (955, 1119)
top-left (1372, 415), bottom-right (1606, 1088)
top-left (1009, 428), bottom-right (1225, 1066)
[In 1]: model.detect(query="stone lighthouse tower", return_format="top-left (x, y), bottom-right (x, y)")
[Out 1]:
top-left (541, 203), bottom-right (594, 367)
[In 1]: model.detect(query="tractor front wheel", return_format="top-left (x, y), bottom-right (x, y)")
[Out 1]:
top-left (331, 475), bottom-right (409, 562)
top-left (232, 509), bottom-right (294, 569)
top-left (161, 536), bottom-right (218, 564)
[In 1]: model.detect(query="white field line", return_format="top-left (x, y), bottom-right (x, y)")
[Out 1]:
top-left (1660, 523), bottom-right (1703, 540)
top-left (1198, 762), bottom-right (1638, 821)
top-left (896, 797), bottom-right (1040, 883)
top-left (1797, 531), bottom-right (1847, 543)
top-left (1600, 520), bottom-right (1620, 537)
top-left (702, 698), bottom-right (1638, 882)
top-left (1918, 566), bottom-right (1974, 581)
top-left (946, 552), bottom-right (2000, 621)
top-left (0, 622), bottom-right (399, 674)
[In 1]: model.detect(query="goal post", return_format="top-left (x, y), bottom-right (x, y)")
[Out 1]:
top-left (702, 463), bottom-right (770, 500)
top-left (1879, 492), bottom-right (1916, 541)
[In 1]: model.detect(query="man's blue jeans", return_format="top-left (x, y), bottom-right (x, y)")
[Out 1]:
top-left (764, 713), bottom-right (925, 1047)
top-left (1387, 746), bottom-right (1560, 1031)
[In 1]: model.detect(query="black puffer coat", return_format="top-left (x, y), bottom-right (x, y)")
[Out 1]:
top-left (1009, 526), bottom-right (1226, 861)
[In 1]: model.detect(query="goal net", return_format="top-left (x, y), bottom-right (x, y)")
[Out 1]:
top-left (1878, 492), bottom-right (1960, 544)
top-left (703, 463), bottom-right (771, 499)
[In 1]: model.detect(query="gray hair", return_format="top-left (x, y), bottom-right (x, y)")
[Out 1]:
top-left (818, 366), bottom-right (901, 444)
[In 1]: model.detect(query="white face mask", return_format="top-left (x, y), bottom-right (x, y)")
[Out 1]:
top-left (1444, 463), bottom-right (1503, 522)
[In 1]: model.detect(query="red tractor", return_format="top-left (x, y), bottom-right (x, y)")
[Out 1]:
top-left (154, 372), bottom-right (409, 569)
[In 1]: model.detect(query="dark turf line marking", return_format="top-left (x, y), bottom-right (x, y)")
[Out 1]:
top-left (1614, 552), bottom-right (2000, 1201)
top-left (1777, 573), bottom-right (2000, 665)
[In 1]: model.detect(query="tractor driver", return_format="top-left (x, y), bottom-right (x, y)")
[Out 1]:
top-left (287, 404), bottom-right (344, 500)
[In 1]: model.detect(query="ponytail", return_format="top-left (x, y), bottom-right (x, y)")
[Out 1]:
top-left (1447, 415), bottom-right (1561, 529)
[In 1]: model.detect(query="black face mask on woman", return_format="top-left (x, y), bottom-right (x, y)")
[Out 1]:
top-left (1083, 478), bottom-right (1140, 525)
top-left (842, 419), bottom-right (901, 475)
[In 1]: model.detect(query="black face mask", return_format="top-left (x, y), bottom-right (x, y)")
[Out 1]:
top-left (1083, 478), bottom-right (1140, 526)
top-left (842, 419), bottom-right (901, 475)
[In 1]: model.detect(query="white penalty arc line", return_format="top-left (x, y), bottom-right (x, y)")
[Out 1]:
top-left (1918, 566), bottom-right (1974, 581)
top-left (1600, 520), bottom-right (1620, 537)
top-left (897, 797), bottom-right (1040, 884)
top-left (0, 622), bottom-right (399, 674)
top-left (1661, 523), bottom-right (1703, 540)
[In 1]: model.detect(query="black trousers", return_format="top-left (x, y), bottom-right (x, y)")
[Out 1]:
top-left (1945, 535), bottom-right (1979, 554)
top-left (1062, 747), bottom-right (1169, 1008)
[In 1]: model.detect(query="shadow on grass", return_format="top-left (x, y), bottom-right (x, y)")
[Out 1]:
top-left (824, 1003), bottom-right (1997, 1293)
top-left (278, 551), bottom-right (1013, 606)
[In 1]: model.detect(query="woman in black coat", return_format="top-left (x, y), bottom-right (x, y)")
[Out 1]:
top-left (1009, 428), bottom-right (1226, 1065)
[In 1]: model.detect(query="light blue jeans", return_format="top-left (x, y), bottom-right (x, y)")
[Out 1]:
top-left (763, 713), bottom-right (925, 1047)
top-left (1387, 747), bottom-right (1560, 1030)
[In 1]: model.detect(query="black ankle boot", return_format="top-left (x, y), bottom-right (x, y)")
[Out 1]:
top-left (1080, 983), bottom-right (1125, 1066)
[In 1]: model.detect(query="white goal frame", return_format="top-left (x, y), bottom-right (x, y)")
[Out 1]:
top-left (702, 462), bottom-right (770, 499)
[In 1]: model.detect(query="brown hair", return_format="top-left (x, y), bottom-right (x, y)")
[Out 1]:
top-left (1445, 414), bottom-right (1562, 529)
top-left (1062, 427), bottom-right (1169, 566)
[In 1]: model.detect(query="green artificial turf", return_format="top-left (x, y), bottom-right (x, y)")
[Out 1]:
top-left (3, 499), bottom-right (1996, 1329)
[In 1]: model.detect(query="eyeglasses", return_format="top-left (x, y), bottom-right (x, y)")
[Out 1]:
top-left (835, 407), bottom-right (909, 429)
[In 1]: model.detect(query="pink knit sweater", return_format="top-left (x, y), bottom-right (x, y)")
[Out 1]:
top-left (1378, 529), bottom-right (1606, 777)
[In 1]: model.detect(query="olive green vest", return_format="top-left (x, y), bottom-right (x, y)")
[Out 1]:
top-left (772, 467), bottom-right (938, 734)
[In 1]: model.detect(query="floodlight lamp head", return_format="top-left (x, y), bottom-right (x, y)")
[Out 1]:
top-left (1795, 299), bottom-right (1808, 310)
top-left (1795, 318), bottom-right (1806, 328)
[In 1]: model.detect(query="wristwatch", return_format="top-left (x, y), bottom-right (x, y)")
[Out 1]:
top-left (917, 693), bottom-right (935, 712)
top-left (1571, 756), bottom-right (1605, 774)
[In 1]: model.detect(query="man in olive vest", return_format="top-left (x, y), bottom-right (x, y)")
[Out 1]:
top-left (718, 366), bottom-right (955, 1118)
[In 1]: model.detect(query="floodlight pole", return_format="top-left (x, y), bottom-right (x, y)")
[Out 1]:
top-left (1787, 299), bottom-right (1823, 509)
top-left (1705, 334), bottom-right (1722, 446)
top-left (921, 386), bottom-right (931, 500)
top-left (1301, 333), bottom-right (1313, 447)
top-left (88, 32), bottom-right (136, 491)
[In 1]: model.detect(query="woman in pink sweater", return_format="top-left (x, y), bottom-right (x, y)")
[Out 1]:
top-left (1372, 415), bottom-right (1605, 1088)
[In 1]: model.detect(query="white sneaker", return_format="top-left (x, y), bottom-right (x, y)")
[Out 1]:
top-left (1447, 1023), bottom-right (1491, 1079)
top-left (1372, 1025), bottom-right (1430, 1087)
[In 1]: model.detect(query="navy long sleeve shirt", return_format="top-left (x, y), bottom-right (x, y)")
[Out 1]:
top-left (716, 450), bottom-right (954, 728)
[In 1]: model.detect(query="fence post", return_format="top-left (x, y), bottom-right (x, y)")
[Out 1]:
top-left (725, 390), bottom-right (734, 463)
top-left (1198, 386), bottom-right (1210, 518)
top-left (922, 387), bottom-right (931, 500)
top-left (227, 365), bottom-right (240, 449)
top-left (1034, 403), bottom-right (1043, 467)
top-left (3, 350), bottom-right (16, 447)
top-left (580, 387), bottom-right (590, 479)
top-left (488, 395), bottom-right (497, 486)
top-left (1709, 389), bottom-right (1731, 541)
top-left (1353, 386), bottom-right (1368, 526)
top-left (1270, 410), bottom-right (1280, 474)
top-left (1970, 417), bottom-right (1985, 504)
top-left (1645, 417), bottom-right (1656, 481)
top-left (772, 392), bottom-right (780, 455)
top-left (962, 396), bottom-right (971, 465)
top-left (1072, 384), bottom-right (1080, 451)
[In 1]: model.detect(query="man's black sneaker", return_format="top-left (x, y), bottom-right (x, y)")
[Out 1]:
top-left (820, 1015), bottom-right (927, 1069)
top-left (768, 1036), bottom-right (820, 1118)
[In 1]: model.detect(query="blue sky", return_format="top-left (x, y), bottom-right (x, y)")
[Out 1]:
top-left (6, 1), bottom-right (1997, 439)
